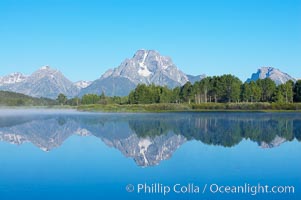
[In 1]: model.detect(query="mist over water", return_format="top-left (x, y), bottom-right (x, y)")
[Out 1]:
top-left (0, 108), bottom-right (80, 116)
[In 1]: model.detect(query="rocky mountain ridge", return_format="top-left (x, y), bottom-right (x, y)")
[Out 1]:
top-left (79, 50), bottom-right (199, 96)
top-left (246, 66), bottom-right (296, 85)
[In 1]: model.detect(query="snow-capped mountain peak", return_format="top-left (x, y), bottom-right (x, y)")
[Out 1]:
top-left (0, 72), bottom-right (27, 86)
top-left (40, 65), bottom-right (51, 70)
top-left (35, 65), bottom-right (58, 74)
top-left (81, 49), bottom-right (191, 96)
top-left (133, 49), bottom-right (149, 62)
top-left (246, 66), bottom-right (295, 85)
top-left (103, 49), bottom-right (188, 84)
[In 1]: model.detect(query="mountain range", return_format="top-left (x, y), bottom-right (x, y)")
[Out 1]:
top-left (0, 50), bottom-right (298, 99)
top-left (0, 66), bottom-right (79, 99)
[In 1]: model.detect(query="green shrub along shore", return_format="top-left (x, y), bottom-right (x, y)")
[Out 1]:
top-left (0, 91), bottom-right (56, 106)
top-left (77, 102), bottom-right (301, 112)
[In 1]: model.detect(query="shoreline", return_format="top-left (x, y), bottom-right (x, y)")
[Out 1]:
top-left (77, 103), bottom-right (301, 113)
top-left (1, 103), bottom-right (301, 113)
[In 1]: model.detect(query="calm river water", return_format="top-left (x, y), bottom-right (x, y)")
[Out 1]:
top-left (0, 109), bottom-right (300, 200)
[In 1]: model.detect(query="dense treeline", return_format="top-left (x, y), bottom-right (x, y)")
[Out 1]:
top-left (0, 91), bottom-right (56, 106)
top-left (59, 92), bottom-right (129, 106)
top-left (62, 75), bottom-right (301, 107)
top-left (127, 75), bottom-right (301, 104)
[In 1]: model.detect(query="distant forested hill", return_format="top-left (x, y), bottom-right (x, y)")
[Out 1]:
top-left (0, 90), bottom-right (56, 106)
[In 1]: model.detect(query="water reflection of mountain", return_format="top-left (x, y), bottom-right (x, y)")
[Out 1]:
top-left (0, 112), bottom-right (300, 166)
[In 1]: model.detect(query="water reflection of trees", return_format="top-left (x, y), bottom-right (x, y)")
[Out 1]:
top-left (129, 114), bottom-right (301, 147)
top-left (293, 120), bottom-right (301, 141)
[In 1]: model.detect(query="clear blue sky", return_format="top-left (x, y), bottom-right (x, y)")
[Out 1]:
top-left (0, 0), bottom-right (300, 82)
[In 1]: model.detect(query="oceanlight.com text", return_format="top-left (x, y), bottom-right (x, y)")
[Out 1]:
top-left (126, 182), bottom-right (295, 196)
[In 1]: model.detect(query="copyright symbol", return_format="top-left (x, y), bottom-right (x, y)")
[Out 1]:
top-left (126, 184), bottom-right (135, 192)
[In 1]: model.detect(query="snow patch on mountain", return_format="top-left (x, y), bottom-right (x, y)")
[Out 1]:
top-left (74, 80), bottom-right (92, 89)
top-left (138, 65), bottom-right (152, 77)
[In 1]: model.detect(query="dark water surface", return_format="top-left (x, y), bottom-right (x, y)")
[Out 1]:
top-left (0, 109), bottom-right (300, 200)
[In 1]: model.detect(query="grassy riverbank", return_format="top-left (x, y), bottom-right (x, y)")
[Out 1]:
top-left (77, 102), bottom-right (301, 113)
